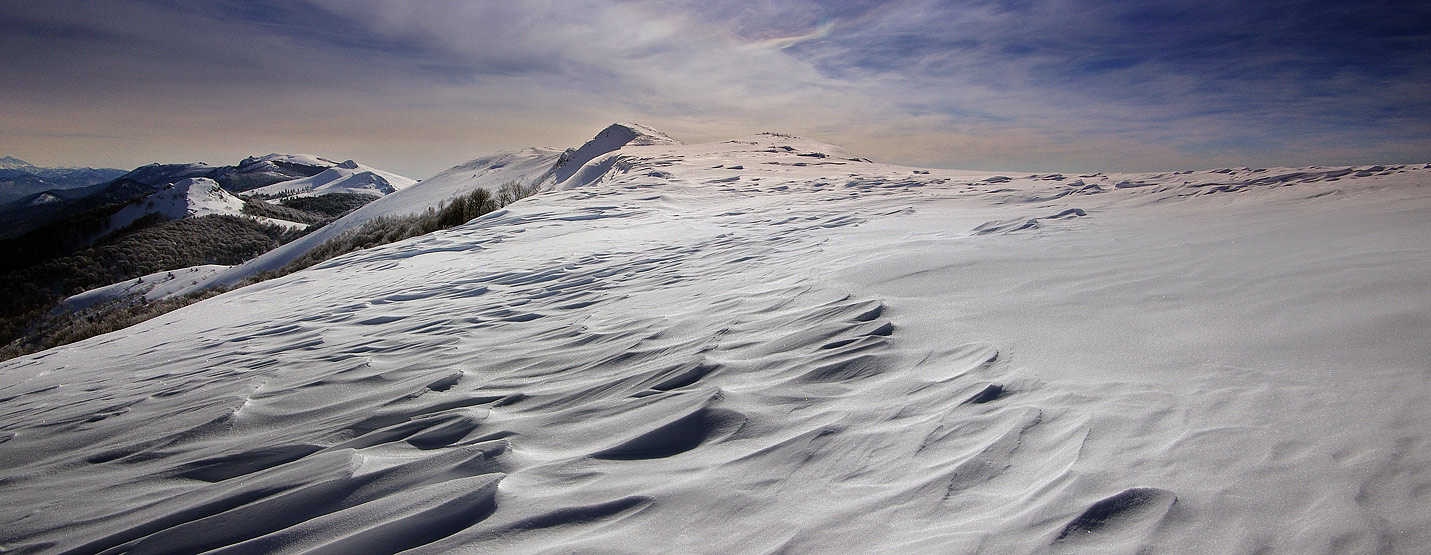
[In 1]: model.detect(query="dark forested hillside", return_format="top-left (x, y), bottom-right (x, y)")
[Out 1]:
top-left (0, 215), bottom-right (306, 346)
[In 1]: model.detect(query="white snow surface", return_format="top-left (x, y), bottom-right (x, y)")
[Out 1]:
top-left (247, 160), bottom-right (417, 199)
top-left (2, 129), bottom-right (1430, 553)
top-left (61, 265), bottom-right (229, 312)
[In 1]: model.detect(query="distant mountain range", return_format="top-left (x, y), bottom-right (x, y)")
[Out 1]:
top-left (0, 157), bottom-right (128, 208)
top-left (0, 154), bottom-right (415, 240)
top-left (0, 153), bottom-right (416, 360)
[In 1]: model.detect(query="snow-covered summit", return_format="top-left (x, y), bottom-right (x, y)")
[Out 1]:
top-left (0, 156), bottom-right (34, 170)
top-left (237, 153), bottom-right (338, 172)
top-left (247, 161), bottom-right (417, 199)
top-left (107, 154), bottom-right (411, 197)
top-left (109, 177), bottom-right (244, 227)
top-left (104, 177), bottom-right (303, 232)
top-left (552, 122), bottom-right (683, 186)
top-left (179, 124), bottom-right (678, 291)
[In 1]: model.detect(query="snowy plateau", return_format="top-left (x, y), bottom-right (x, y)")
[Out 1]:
top-left (1, 124), bottom-right (1430, 553)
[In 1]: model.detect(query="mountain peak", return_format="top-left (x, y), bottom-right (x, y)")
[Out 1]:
top-left (598, 122), bottom-right (682, 147)
top-left (552, 123), bottom-right (682, 186)
top-left (0, 156), bottom-right (34, 170)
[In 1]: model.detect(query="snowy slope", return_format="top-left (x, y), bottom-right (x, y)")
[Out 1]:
top-left (105, 177), bottom-right (306, 233)
top-left (2, 128), bottom-right (1430, 553)
top-left (551, 122), bottom-right (683, 188)
top-left (62, 265), bottom-right (228, 312)
top-left (177, 123), bottom-right (678, 293)
top-left (247, 160), bottom-right (417, 199)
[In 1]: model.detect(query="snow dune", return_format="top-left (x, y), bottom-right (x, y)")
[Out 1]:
top-left (1, 129), bottom-right (1429, 553)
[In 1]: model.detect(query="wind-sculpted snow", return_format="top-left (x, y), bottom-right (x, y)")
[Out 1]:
top-left (2, 132), bottom-right (1430, 553)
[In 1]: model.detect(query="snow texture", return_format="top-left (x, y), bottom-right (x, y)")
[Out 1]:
top-left (2, 129), bottom-right (1430, 553)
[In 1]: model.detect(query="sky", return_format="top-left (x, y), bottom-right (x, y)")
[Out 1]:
top-left (1, 0), bottom-right (1429, 179)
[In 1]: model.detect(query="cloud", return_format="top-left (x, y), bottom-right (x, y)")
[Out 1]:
top-left (0, 0), bottom-right (1427, 175)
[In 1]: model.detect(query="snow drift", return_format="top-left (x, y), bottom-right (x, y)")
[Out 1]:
top-left (1, 127), bottom-right (1429, 553)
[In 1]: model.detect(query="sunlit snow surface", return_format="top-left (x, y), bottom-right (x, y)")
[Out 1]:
top-left (2, 133), bottom-right (1430, 553)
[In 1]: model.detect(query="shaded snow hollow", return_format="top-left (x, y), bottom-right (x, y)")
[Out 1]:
top-left (1, 126), bottom-right (1430, 553)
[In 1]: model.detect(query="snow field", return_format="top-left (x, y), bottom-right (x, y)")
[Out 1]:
top-left (1, 129), bottom-right (1429, 552)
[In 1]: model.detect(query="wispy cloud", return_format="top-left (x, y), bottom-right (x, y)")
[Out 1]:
top-left (0, 0), bottom-right (1427, 175)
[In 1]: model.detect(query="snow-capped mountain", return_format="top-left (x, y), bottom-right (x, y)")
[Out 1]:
top-left (246, 159), bottom-right (417, 199)
top-left (104, 177), bottom-right (305, 233)
top-left (0, 156), bottom-right (33, 170)
top-left (551, 121), bottom-right (683, 187)
top-left (96, 153), bottom-right (416, 200)
top-left (179, 123), bottom-right (673, 292)
top-left (0, 154), bottom-right (411, 240)
top-left (1, 125), bottom-right (1429, 553)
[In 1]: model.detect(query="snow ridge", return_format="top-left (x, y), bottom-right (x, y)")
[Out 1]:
top-left (247, 160), bottom-right (417, 199)
top-left (552, 122), bottom-right (683, 187)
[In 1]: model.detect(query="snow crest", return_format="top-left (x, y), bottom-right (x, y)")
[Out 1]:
top-left (552, 122), bottom-right (683, 188)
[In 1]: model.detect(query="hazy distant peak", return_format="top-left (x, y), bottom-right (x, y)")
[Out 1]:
top-left (0, 156), bottom-right (33, 169)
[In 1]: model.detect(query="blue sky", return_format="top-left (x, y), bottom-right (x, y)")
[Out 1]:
top-left (1, 0), bottom-right (1427, 178)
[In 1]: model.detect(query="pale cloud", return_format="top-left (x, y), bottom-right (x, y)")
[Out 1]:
top-left (1, 0), bottom-right (1427, 177)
